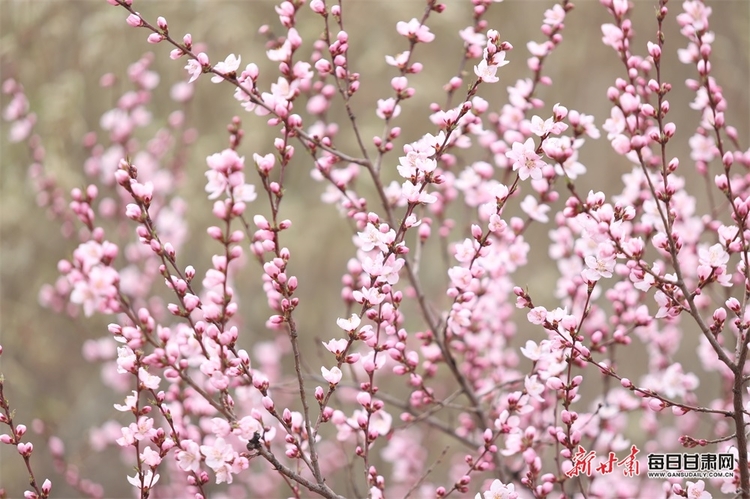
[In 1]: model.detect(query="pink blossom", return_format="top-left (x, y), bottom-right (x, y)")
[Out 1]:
top-left (116, 346), bottom-right (137, 374)
top-left (601, 24), bottom-right (624, 50)
top-left (114, 391), bottom-right (138, 412)
top-left (582, 251), bottom-right (616, 282)
top-left (685, 480), bottom-right (712, 499)
top-left (253, 153), bottom-right (275, 173)
top-left (689, 133), bottom-right (716, 162)
top-left (520, 340), bottom-right (549, 361)
top-left (176, 440), bottom-right (201, 473)
top-left (352, 287), bottom-right (385, 305)
top-left (140, 446), bottom-right (162, 467)
top-left (524, 375), bottom-right (545, 402)
top-left (200, 437), bottom-right (234, 471)
top-left (460, 26), bottom-right (486, 47)
top-left (310, 0), bottom-right (325, 14)
top-left (233, 417), bottom-right (263, 442)
top-left (210, 417), bottom-right (231, 437)
top-left (602, 106), bottom-right (626, 139)
top-left (266, 40), bottom-right (292, 62)
top-left (211, 54), bottom-right (241, 83)
top-left (654, 290), bottom-right (677, 319)
top-left (322, 366), bottom-right (343, 385)
top-left (543, 4), bottom-right (566, 27)
top-left (131, 417), bottom-right (156, 441)
top-left (643, 363), bottom-right (699, 399)
top-left (611, 134), bottom-right (631, 155)
top-left (474, 51), bottom-right (509, 84)
top-left (398, 150), bottom-right (436, 178)
top-left (396, 19), bottom-right (435, 43)
top-left (336, 314), bottom-right (361, 331)
top-left (206, 148), bottom-right (244, 173)
top-left (376, 98), bottom-right (401, 120)
top-left (74, 241), bottom-right (104, 271)
top-left (401, 180), bottom-right (436, 204)
top-left (527, 41), bottom-right (550, 57)
top-left (526, 307), bottom-right (548, 325)
top-left (358, 223), bottom-right (395, 252)
top-left (448, 266), bottom-right (473, 289)
top-left (475, 479), bottom-right (518, 499)
top-left (9, 2), bottom-right (750, 497)
top-left (385, 51), bottom-right (410, 67)
top-left (127, 470), bottom-right (159, 490)
top-left (506, 138), bottom-right (546, 181)
top-left (185, 53), bottom-right (208, 83)
top-left (70, 266), bottom-right (118, 317)
top-left (214, 462), bottom-right (235, 484)
top-left (698, 243), bottom-right (729, 268)
top-left (231, 181), bottom-right (257, 203)
top-left (138, 367), bottom-right (160, 390)
top-left (520, 195), bottom-right (550, 223)
top-left (361, 351), bottom-right (386, 373)
top-left (488, 214), bottom-right (507, 233)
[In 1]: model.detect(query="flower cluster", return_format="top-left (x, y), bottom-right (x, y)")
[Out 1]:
top-left (2, 0), bottom-right (749, 497)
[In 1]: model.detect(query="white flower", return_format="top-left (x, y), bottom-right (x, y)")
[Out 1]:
top-left (138, 367), bottom-right (160, 390)
top-left (582, 252), bottom-right (616, 281)
top-left (698, 243), bottom-right (729, 268)
top-left (200, 437), bottom-right (234, 471)
top-left (321, 366), bottom-right (343, 385)
top-left (114, 391), bottom-right (139, 412)
top-left (520, 340), bottom-right (542, 361)
top-left (477, 479), bottom-right (518, 499)
top-left (336, 314), bottom-right (361, 331)
top-left (211, 54), bottom-right (241, 83)
top-left (205, 170), bottom-right (228, 199)
top-left (322, 338), bottom-right (348, 355)
top-left (520, 195), bottom-right (550, 223)
top-left (474, 59), bottom-right (499, 83)
top-left (177, 440), bottom-right (201, 473)
top-left (232, 183), bottom-right (257, 202)
top-left (525, 375), bottom-right (545, 402)
top-left (127, 470), bottom-right (160, 489)
top-left (185, 59), bottom-right (202, 83)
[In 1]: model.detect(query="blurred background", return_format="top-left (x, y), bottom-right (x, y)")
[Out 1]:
top-left (1, 0), bottom-right (748, 497)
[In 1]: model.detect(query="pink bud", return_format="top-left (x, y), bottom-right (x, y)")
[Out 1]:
top-left (546, 377), bottom-right (564, 390)
top-left (672, 405), bottom-right (689, 416)
top-left (207, 226), bottom-right (224, 240)
top-left (726, 297), bottom-right (741, 313)
top-left (647, 41), bottom-right (661, 60)
top-left (648, 398), bottom-right (665, 412)
top-left (479, 430), bottom-right (493, 447)
top-left (310, 0), bottom-right (326, 13)
top-left (17, 442), bottom-right (33, 456)
top-left (126, 13), bottom-right (142, 27)
top-left (356, 391), bottom-right (371, 407)
top-left (723, 151), bottom-right (734, 168)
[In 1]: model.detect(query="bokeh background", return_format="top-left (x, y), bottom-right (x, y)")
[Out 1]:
top-left (1, 0), bottom-right (748, 497)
